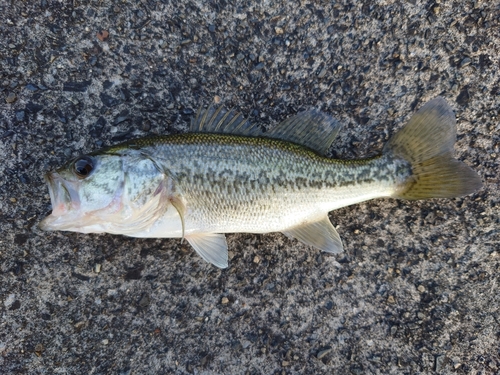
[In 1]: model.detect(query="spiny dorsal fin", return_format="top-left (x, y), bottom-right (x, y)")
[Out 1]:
top-left (266, 110), bottom-right (342, 155)
top-left (190, 106), bottom-right (262, 136)
top-left (190, 106), bottom-right (342, 155)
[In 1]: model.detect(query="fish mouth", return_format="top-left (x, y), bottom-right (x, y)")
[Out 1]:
top-left (39, 172), bottom-right (82, 231)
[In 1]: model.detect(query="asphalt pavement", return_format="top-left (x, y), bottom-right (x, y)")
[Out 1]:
top-left (1, 1), bottom-right (499, 374)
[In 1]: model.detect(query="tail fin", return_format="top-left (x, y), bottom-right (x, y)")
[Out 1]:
top-left (385, 97), bottom-right (482, 200)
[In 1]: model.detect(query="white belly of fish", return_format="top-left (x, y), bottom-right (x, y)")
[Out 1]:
top-left (128, 178), bottom-right (394, 238)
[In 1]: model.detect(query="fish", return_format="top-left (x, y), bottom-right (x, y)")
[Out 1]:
top-left (39, 97), bottom-right (482, 268)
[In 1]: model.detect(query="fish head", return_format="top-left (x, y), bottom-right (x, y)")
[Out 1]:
top-left (39, 150), bottom-right (168, 233)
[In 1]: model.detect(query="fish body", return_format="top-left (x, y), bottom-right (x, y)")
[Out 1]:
top-left (40, 98), bottom-right (482, 268)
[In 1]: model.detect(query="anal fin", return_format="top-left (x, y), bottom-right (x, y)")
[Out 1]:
top-left (282, 216), bottom-right (343, 254)
top-left (185, 233), bottom-right (228, 268)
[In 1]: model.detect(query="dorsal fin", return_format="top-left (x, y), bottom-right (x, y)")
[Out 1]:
top-left (266, 110), bottom-right (342, 155)
top-left (190, 106), bottom-right (262, 136)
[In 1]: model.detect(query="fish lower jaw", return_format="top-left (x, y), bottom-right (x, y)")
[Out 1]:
top-left (38, 218), bottom-right (54, 231)
top-left (39, 214), bottom-right (99, 233)
top-left (39, 216), bottom-right (73, 232)
top-left (39, 214), bottom-right (69, 231)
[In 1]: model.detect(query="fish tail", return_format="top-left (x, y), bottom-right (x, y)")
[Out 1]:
top-left (384, 97), bottom-right (482, 200)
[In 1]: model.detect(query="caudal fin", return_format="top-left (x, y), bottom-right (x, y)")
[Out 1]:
top-left (384, 97), bottom-right (482, 200)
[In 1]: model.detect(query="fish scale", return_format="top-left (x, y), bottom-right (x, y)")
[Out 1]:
top-left (132, 134), bottom-right (408, 234)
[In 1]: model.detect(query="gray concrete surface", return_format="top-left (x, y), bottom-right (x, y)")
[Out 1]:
top-left (1, 0), bottom-right (499, 374)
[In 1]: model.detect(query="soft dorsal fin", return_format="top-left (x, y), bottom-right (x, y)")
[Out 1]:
top-left (190, 106), bottom-right (262, 136)
top-left (267, 110), bottom-right (342, 155)
top-left (282, 216), bottom-right (343, 254)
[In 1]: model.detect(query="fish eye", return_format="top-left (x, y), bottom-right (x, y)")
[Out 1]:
top-left (73, 157), bottom-right (94, 178)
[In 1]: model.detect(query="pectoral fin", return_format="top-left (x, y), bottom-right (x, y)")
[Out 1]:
top-left (185, 233), bottom-right (229, 268)
top-left (169, 195), bottom-right (186, 241)
top-left (282, 216), bottom-right (343, 254)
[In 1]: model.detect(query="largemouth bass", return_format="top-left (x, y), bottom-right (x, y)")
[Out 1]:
top-left (40, 98), bottom-right (482, 268)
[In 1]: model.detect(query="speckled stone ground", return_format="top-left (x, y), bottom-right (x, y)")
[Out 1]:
top-left (1, 1), bottom-right (499, 374)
